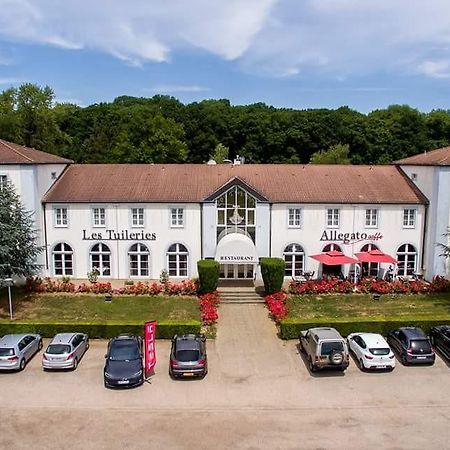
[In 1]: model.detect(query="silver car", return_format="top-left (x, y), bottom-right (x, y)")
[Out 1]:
top-left (0, 334), bottom-right (43, 371)
top-left (42, 333), bottom-right (89, 370)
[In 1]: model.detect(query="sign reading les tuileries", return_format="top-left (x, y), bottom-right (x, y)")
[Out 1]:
top-left (320, 230), bottom-right (383, 245)
top-left (82, 229), bottom-right (156, 241)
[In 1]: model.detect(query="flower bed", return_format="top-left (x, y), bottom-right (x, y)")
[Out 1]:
top-left (198, 291), bottom-right (220, 325)
top-left (264, 291), bottom-right (289, 322)
top-left (26, 277), bottom-right (198, 296)
top-left (288, 276), bottom-right (450, 296)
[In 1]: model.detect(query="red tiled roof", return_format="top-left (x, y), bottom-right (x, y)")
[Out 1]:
top-left (43, 164), bottom-right (427, 205)
top-left (0, 139), bottom-right (73, 164)
top-left (394, 146), bottom-right (450, 166)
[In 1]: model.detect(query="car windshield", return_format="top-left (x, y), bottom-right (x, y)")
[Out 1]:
top-left (109, 341), bottom-right (140, 361)
top-left (369, 348), bottom-right (390, 356)
top-left (46, 344), bottom-right (71, 354)
top-left (0, 348), bottom-right (14, 357)
top-left (410, 339), bottom-right (432, 354)
top-left (175, 349), bottom-right (200, 362)
top-left (321, 342), bottom-right (344, 355)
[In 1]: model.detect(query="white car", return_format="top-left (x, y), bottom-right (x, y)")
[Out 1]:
top-left (347, 333), bottom-right (395, 371)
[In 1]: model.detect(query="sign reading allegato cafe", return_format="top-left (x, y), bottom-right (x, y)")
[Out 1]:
top-left (82, 229), bottom-right (156, 241)
top-left (320, 230), bottom-right (383, 245)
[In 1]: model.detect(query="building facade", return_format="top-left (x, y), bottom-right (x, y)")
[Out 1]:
top-left (1, 139), bottom-right (446, 283)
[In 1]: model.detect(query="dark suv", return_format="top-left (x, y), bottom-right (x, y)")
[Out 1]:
top-left (387, 327), bottom-right (435, 366)
top-left (170, 334), bottom-right (207, 378)
top-left (430, 325), bottom-right (450, 361)
top-left (104, 335), bottom-right (144, 388)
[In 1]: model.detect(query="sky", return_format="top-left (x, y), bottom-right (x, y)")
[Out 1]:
top-left (1, 0), bottom-right (450, 112)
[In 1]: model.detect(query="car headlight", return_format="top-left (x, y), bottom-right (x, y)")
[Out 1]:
top-left (133, 370), bottom-right (143, 378)
top-left (104, 371), bottom-right (113, 378)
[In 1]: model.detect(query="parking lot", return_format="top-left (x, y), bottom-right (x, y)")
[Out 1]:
top-left (2, 304), bottom-right (450, 449)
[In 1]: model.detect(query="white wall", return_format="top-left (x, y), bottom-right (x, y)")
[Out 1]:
top-left (44, 203), bottom-right (202, 279)
top-left (271, 203), bottom-right (425, 278)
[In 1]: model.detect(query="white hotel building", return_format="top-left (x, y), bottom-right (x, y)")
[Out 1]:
top-left (0, 139), bottom-right (449, 282)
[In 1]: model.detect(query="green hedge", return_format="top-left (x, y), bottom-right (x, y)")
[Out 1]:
top-left (0, 321), bottom-right (201, 339)
top-left (197, 259), bottom-right (220, 294)
top-left (279, 316), bottom-right (450, 340)
top-left (260, 257), bottom-right (285, 294)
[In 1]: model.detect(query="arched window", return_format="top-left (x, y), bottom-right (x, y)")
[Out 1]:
top-left (167, 243), bottom-right (188, 277)
top-left (90, 243), bottom-right (111, 276)
top-left (397, 244), bottom-right (417, 276)
top-left (360, 243), bottom-right (379, 277)
top-left (322, 243), bottom-right (342, 252)
top-left (52, 243), bottom-right (73, 276)
top-left (128, 243), bottom-right (150, 277)
top-left (283, 244), bottom-right (305, 277)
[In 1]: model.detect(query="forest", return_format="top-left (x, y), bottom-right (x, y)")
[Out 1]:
top-left (1, 83), bottom-right (450, 165)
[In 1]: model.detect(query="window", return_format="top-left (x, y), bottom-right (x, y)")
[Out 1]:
top-left (216, 186), bottom-right (257, 243)
top-left (52, 243), bottom-right (73, 276)
top-left (170, 208), bottom-right (184, 227)
top-left (131, 207), bottom-right (145, 227)
top-left (396, 244), bottom-right (417, 276)
top-left (288, 208), bottom-right (302, 228)
top-left (365, 209), bottom-right (378, 228)
top-left (360, 243), bottom-right (379, 277)
top-left (283, 243), bottom-right (305, 277)
top-left (403, 209), bottom-right (416, 228)
top-left (167, 243), bottom-right (188, 277)
top-left (89, 243), bottom-right (111, 276)
top-left (92, 207), bottom-right (106, 227)
top-left (54, 207), bottom-right (68, 227)
top-left (0, 175), bottom-right (8, 190)
top-left (322, 243), bottom-right (342, 252)
top-left (326, 208), bottom-right (339, 227)
top-left (128, 243), bottom-right (149, 277)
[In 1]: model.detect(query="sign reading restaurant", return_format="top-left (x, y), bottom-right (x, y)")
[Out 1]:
top-left (219, 255), bottom-right (255, 262)
top-left (82, 229), bottom-right (157, 241)
top-left (320, 230), bottom-right (383, 245)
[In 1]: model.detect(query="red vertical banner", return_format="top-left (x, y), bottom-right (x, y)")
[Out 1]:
top-left (144, 320), bottom-right (157, 378)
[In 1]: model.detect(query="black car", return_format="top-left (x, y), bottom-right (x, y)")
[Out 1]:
top-left (387, 327), bottom-right (435, 366)
top-left (169, 334), bottom-right (207, 378)
top-left (104, 335), bottom-right (144, 388)
top-left (430, 325), bottom-right (450, 360)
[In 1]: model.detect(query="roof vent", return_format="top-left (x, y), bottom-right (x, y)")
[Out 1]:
top-left (233, 155), bottom-right (245, 165)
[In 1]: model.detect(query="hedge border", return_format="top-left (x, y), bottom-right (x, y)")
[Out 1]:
top-left (0, 320), bottom-right (201, 339)
top-left (279, 316), bottom-right (450, 340)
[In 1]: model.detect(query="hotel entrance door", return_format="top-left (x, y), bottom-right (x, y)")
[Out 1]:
top-left (220, 264), bottom-right (254, 279)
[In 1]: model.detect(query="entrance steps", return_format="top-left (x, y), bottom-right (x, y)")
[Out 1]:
top-left (218, 286), bottom-right (265, 304)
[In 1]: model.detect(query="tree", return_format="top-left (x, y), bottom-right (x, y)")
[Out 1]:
top-left (211, 143), bottom-right (229, 163)
top-left (0, 182), bottom-right (41, 278)
top-left (438, 228), bottom-right (450, 259)
top-left (309, 143), bottom-right (351, 164)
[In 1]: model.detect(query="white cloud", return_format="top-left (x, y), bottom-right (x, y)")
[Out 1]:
top-left (416, 60), bottom-right (450, 79)
top-left (147, 85), bottom-right (210, 94)
top-left (0, 0), bottom-right (276, 64)
top-left (0, 77), bottom-right (26, 85)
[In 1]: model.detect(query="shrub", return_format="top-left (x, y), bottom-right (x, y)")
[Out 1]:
top-left (260, 257), bottom-right (285, 294)
top-left (429, 276), bottom-right (450, 293)
top-left (0, 321), bottom-right (202, 339)
top-left (265, 291), bottom-right (288, 322)
top-left (197, 260), bottom-right (220, 294)
top-left (279, 317), bottom-right (450, 340)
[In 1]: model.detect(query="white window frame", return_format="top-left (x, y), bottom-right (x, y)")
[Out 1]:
top-left (89, 243), bottom-right (111, 277)
top-left (170, 207), bottom-right (184, 228)
top-left (0, 174), bottom-right (8, 190)
top-left (131, 207), bottom-right (145, 228)
top-left (92, 207), bottom-right (106, 227)
top-left (54, 206), bottom-right (69, 228)
top-left (403, 208), bottom-right (416, 229)
top-left (52, 242), bottom-right (73, 276)
top-left (365, 208), bottom-right (378, 228)
top-left (287, 207), bottom-right (302, 228)
top-left (326, 208), bottom-right (339, 228)
top-left (128, 243), bottom-right (150, 277)
top-left (167, 243), bottom-right (189, 277)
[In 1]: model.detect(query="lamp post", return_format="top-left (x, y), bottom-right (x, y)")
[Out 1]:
top-left (3, 278), bottom-right (13, 320)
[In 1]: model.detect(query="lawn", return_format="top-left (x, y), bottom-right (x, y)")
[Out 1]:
top-left (0, 289), bottom-right (200, 323)
top-left (287, 293), bottom-right (450, 320)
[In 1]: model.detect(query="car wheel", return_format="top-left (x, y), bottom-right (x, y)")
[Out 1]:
top-left (38, 339), bottom-right (43, 351)
top-left (401, 354), bottom-right (408, 366)
top-left (72, 357), bottom-right (78, 370)
top-left (359, 358), bottom-right (366, 371)
top-left (19, 359), bottom-right (25, 371)
top-left (299, 341), bottom-right (305, 353)
top-left (308, 358), bottom-right (317, 373)
top-left (329, 350), bottom-right (344, 366)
